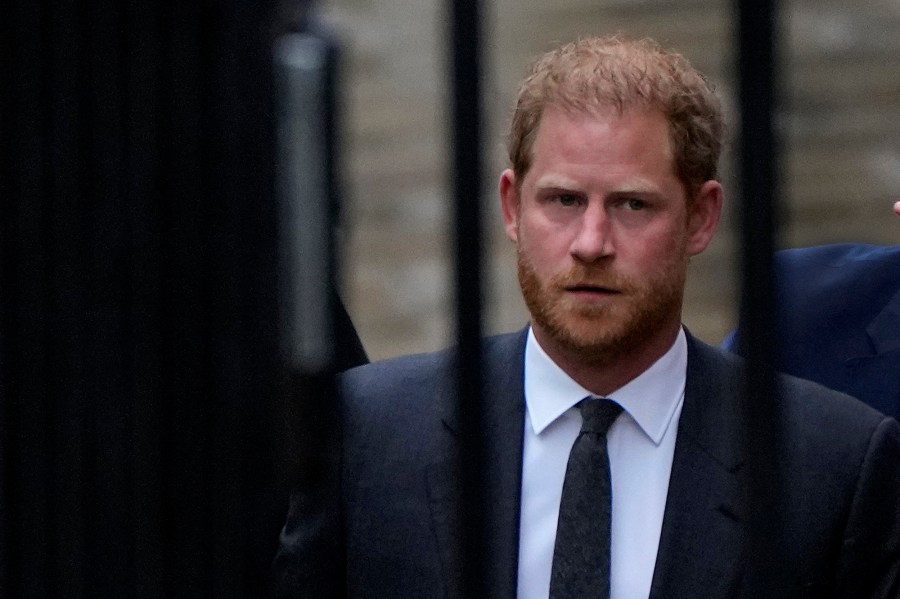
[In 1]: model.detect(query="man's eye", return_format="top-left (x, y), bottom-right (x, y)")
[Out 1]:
top-left (557, 194), bottom-right (579, 206)
top-left (625, 198), bottom-right (646, 210)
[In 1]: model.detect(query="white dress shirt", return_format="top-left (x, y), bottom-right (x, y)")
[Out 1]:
top-left (516, 327), bottom-right (687, 599)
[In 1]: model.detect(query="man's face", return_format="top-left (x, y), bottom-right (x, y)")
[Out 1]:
top-left (500, 105), bottom-right (721, 367)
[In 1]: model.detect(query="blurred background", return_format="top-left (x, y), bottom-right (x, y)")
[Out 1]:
top-left (322, 0), bottom-right (900, 361)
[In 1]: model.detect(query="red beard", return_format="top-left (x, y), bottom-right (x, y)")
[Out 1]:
top-left (517, 251), bottom-right (686, 365)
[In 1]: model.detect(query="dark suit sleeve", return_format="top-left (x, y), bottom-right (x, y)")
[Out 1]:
top-left (835, 416), bottom-right (900, 598)
top-left (273, 463), bottom-right (345, 599)
top-left (720, 329), bottom-right (739, 353)
top-left (272, 294), bottom-right (362, 598)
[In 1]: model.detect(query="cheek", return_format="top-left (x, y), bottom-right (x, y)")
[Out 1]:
top-left (518, 221), bottom-right (572, 263)
top-left (619, 225), bottom-right (689, 267)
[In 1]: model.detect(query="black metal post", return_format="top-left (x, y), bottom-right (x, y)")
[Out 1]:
top-left (449, 0), bottom-right (487, 595)
top-left (736, 0), bottom-right (785, 595)
top-left (1, 0), bottom-right (283, 595)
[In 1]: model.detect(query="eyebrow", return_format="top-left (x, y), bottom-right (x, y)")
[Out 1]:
top-left (532, 180), bottom-right (664, 199)
top-left (532, 173), bottom-right (664, 193)
top-left (607, 189), bottom-right (665, 199)
top-left (532, 175), bottom-right (580, 191)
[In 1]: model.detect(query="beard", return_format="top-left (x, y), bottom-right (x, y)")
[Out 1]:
top-left (517, 249), bottom-right (687, 366)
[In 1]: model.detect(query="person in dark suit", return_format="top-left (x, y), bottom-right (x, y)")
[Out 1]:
top-left (722, 240), bottom-right (900, 421)
top-left (275, 36), bottom-right (900, 598)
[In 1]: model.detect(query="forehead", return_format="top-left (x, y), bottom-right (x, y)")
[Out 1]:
top-left (526, 105), bottom-right (678, 187)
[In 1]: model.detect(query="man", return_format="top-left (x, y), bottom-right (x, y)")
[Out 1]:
top-left (275, 36), bottom-right (900, 598)
top-left (722, 206), bottom-right (900, 420)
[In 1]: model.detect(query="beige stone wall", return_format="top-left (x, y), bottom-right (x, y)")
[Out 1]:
top-left (322, 0), bottom-right (900, 361)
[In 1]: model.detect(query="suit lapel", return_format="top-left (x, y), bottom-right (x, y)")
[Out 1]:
top-left (427, 330), bottom-right (528, 599)
top-left (863, 285), bottom-right (900, 355)
top-left (650, 336), bottom-right (747, 598)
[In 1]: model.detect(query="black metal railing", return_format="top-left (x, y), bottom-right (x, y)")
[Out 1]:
top-left (1, 0), bottom-right (284, 594)
top-left (736, 0), bottom-right (785, 595)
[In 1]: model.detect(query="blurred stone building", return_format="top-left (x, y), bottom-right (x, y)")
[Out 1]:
top-left (322, 0), bottom-right (900, 361)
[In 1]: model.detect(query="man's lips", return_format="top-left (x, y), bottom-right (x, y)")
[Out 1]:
top-left (564, 284), bottom-right (620, 294)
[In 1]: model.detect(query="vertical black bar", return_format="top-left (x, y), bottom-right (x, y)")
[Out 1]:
top-left (449, 0), bottom-right (486, 596)
top-left (736, 0), bottom-right (785, 595)
top-left (2, 3), bottom-right (54, 594)
top-left (1, 0), bottom-right (282, 595)
top-left (123, 1), bottom-right (165, 595)
top-left (275, 32), bottom-right (337, 374)
top-left (273, 14), bottom-right (342, 529)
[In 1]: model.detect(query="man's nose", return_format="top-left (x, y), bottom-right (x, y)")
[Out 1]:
top-left (569, 204), bottom-right (613, 263)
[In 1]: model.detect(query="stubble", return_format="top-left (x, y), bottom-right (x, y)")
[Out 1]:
top-left (517, 249), bottom-right (687, 366)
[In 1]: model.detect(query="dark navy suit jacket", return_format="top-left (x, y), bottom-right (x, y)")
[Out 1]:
top-left (722, 244), bottom-right (900, 420)
top-left (275, 329), bottom-right (900, 598)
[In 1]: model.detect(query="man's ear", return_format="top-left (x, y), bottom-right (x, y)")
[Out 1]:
top-left (686, 180), bottom-right (723, 256)
top-left (499, 169), bottom-right (520, 243)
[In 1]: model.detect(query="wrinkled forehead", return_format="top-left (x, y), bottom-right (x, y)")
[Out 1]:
top-left (519, 104), bottom-right (684, 200)
top-left (530, 102), bottom-right (675, 159)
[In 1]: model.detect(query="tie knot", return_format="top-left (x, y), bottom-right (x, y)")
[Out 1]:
top-left (579, 398), bottom-right (622, 435)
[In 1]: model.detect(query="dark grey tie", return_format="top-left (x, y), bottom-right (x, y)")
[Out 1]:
top-left (549, 397), bottom-right (623, 599)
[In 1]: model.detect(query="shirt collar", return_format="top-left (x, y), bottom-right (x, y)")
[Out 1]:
top-left (524, 326), bottom-right (687, 445)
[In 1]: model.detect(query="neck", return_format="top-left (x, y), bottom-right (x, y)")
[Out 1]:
top-left (532, 323), bottom-right (682, 397)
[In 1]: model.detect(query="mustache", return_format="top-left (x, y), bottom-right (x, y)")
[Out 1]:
top-left (551, 266), bottom-right (635, 292)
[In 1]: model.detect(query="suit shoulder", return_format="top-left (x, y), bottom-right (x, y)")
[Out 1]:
top-left (339, 347), bottom-right (454, 400)
top-left (689, 337), bottom-right (891, 437)
top-left (777, 243), bottom-right (900, 267)
top-left (338, 329), bottom-right (528, 401)
top-left (335, 330), bottom-right (527, 445)
top-left (776, 369), bottom-right (891, 433)
top-left (776, 244), bottom-right (900, 292)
